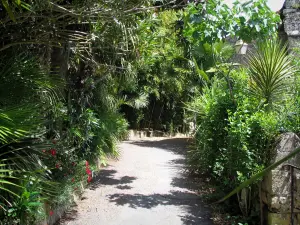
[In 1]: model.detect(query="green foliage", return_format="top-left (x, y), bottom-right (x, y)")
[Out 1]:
top-left (0, 0), bottom-right (138, 222)
top-left (0, 0), bottom-right (31, 22)
top-left (217, 44), bottom-right (300, 207)
top-left (187, 69), bottom-right (279, 190)
top-left (124, 10), bottom-right (196, 130)
top-left (187, 77), bottom-right (236, 173)
top-left (2, 186), bottom-right (45, 224)
top-left (187, 39), bottom-right (300, 223)
top-left (183, 0), bottom-right (280, 44)
top-left (128, 9), bottom-right (235, 131)
top-left (247, 39), bottom-right (295, 107)
top-left (192, 41), bottom-right (235, 80)
top-left (0, 0), bottom-right (290, 224)
top-left (218, 145), bottom-right (300, 204)
top-left (187, 67), bottom-right (284, 224)
top-left (278, 46), bottom-right (300, 133)
top-left (0, 56), bottom-right (59, 220)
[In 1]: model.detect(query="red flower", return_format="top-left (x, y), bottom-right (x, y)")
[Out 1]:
top-left (72, 178), bottom-right (75, 182)
top-left (74, 187), bottom-right (78, 191)
top-left (85, 161), bottom-right (89, 167)
top-left (49, 210), bottom-right (54, 216)
top-left (86, 168), bottom-right (92, 175)
top-left (50, 149), bottom-right (56, 156)
top-left (87, 175), bottom-right (92, 183)
top-left (55, 164), bottom-right (60, 169)
top-left (52, 140), bottom-right (57, 144)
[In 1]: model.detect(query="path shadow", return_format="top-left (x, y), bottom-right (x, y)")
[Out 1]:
top-left (116, 185), bottom-right (132, 190)
top-left (130, 138), bottom-right (190, 155)
top-left (108, 191), bottom-right (211, 224)
top-left (112, 138), bottom-right (212, 224)
top-left (57, 138), bottom-right (212, 225)
top-left (89, 168), bottom-right (137, 190)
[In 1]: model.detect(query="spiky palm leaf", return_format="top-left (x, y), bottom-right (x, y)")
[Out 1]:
top-left (247, 39), bottom-right (295, 107)
top-left (0, 141), bottom-right (59, 209)
top-left (0, 112), bottom-right (27, 144)
top-left (0, 54), bottom-right (60, 213)
top-left (124, 93), bottom-right (149, 109)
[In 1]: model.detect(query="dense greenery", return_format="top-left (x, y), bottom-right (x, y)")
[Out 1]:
top-left (183, 0), bottom-right (280, 44)
top-left (186, 39), bottom-right (298, 223)
top-left (0, 0), bottom-right (149, 223)
top-left (0, 0), bottom-right (297, 224)
top-left (122, 9), bottom-right (198, 132)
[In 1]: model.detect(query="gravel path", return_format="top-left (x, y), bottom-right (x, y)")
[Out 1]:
top-left (58, 138), bottom-right (212, 225)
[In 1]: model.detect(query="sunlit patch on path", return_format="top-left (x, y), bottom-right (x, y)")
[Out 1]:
top-left (57, 138), bottom-right (212, 225)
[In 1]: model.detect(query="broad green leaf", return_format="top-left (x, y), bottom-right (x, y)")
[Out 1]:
top-left (27, 202), bottom-right (42, 207)
top-left (206, 68), bottom-right (218, 73)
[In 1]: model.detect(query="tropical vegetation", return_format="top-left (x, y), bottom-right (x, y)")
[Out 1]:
top-left (0, 0), bottom-right (298, 224)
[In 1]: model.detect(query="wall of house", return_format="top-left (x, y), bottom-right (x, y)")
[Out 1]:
top-left (283, 0), bottom-right (300, 50)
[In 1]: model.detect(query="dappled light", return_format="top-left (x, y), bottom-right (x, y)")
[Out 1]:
top-left (0, 0), bottom-right (298, 224)
top-left (57, 138), bottom-right (212, 225)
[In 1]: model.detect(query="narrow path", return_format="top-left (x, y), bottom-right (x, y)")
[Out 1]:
top-left (58, 138), bottom-right (212, 225)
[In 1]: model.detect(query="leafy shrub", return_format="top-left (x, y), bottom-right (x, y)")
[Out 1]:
top-left (188, 76), bottom-right (236, 175)
top-left (187, 69), bottom-right (279, 190)
top-left (277, 45), bottom-right (300, 134)
top-left (183, 0), bottom-right (280, 44)
top-left (0, 53), bottom-right (129, 223)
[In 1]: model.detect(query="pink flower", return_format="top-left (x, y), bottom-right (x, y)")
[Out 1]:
top-left (85, 161), bottom-right (89, 167)
top-left (49, 210), bottom-right (54, 216)
top-left (86, 168), bottom-right (92, 175)
top-left (50, 149), bottom-right (56, 156)
top-left (42, 149), bottom-right (46, 153)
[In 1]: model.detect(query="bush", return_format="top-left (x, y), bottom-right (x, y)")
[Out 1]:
top-left (187, 69), bottom-right (279, 190)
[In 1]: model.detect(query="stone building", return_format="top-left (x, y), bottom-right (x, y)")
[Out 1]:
top-left (283, 0), bottom-right (300, 49)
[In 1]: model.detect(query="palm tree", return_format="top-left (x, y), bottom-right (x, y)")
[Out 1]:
top-left (247, 39), bottom-right (295, 108)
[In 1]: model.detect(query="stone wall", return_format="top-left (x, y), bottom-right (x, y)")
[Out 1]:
top-left (284, 0), bottom-right (300, 49)
top-left (262, 133), bottom-right (300, 225)
top-left (126, 129), bottom-right (189, 140)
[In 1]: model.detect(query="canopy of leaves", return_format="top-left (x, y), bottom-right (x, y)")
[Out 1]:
top-left (183, 0), bottom-right (281, 44)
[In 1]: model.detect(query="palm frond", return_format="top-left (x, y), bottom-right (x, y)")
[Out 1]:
top-left (247, 39), bottom-right (295, 106)
top-left (0, 140), bottom-right (58, 208)
top-left (131, 93), bottom-right (150, 109)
